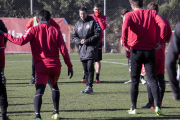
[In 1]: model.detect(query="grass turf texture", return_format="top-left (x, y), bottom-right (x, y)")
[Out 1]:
top-left (3, 53), bottom-right (180, 120)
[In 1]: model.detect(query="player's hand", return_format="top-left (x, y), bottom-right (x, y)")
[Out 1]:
top-left (68, 70), bottom-right (73, 79)
top-left (125, 47), bottom-right (130, 52)
top-left (155, 43), bottom-right (162, 51)
top-left (0, 30), bottom-right (4, 35)
top-left (94, 11), bottom-right (100, 18)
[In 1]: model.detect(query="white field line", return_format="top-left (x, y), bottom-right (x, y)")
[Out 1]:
top-left (6, 59), bottom-right (128, 65)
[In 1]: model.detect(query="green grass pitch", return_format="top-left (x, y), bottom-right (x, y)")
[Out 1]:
top-left (3, 53), bottom-right (180, 120)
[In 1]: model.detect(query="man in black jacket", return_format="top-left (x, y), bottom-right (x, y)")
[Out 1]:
top-left (72, 7), bottom-right (101, 94)
top-left (166, 23), bottom-right (180, 101)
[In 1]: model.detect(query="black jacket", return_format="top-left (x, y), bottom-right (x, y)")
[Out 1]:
top-left (72, 16), bottom-right (101, 61)
top-left (0, 20), bottom-right (8, 46)
top-left (166, 23), bottom-right (180, 100)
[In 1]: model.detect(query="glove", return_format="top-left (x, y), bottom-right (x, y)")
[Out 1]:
top-left (0, 30), bottom-right (4, 35)
top-left (68, 70), bottom-right (73, 79)
top-left (94, 11), bottom-right (100, 18)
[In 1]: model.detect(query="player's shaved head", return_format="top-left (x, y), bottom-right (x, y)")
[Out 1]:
top-left (38, 10), bottom-right (51, 21)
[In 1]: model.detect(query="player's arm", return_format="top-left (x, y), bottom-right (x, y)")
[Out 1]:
top-left (155, 13), bottom-right (166, 45)
top-left (58, 30), bottom-right (73, 71)
top-left (26, 18), bottom-right (33, 31)
top-left (85, 20), bottom-right (101, 44)
top-left (121, 14), bottom-right (130, 51)
top-left (2, 28), bottom-right (34, 46)
top-left (97, 16), bottom-right (107, 30)
top-left (50, 19), bottom-right (60, 29)
top-left (166, 23), bottom-right (180, 100)
top-left (72, 24), bottom-right (81, 45)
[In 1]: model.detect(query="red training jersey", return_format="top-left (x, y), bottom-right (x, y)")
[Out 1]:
top-left (89, 14), bottom-right (107, 43)
top-left (121, 9), bottom-right (166, 50)
top-left (26, 16), bottom-right (60, 31)
top-left (3, 23), bottom-right (72, 70)
top-left (0, 35), bottom-right (5, 68)
top-left (155, 17), bottom-right (172, 59)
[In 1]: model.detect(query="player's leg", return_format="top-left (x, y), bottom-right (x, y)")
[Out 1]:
top-left (95, 43), bottom-right (102, 83)
top-left (82, 60), bottom-right (94, 94)
top-left (81, 71), bottom-right (86, 83)
top-left (140, 65), bottom-right (146, 84)
top-left (124, 57), bottom-right (132, 84)
top-left (29, 58), bottom-right (35, 84)
top-left (34, 68), bottom-right (49, 119)
top-left (81, 60), bottom-right (88, 93)
top-left (0, 87), bottom-right (9, 120)
top-left (48, 66), bottom-right (61, 119)
top-left (129, 49), bottom-right (143, 112)
top-left (142, 75), bottom-right (155, 109)
top-left (156, 59), bottom-right (165, 106)
top-left (144, 49), bottom-right (162, 115)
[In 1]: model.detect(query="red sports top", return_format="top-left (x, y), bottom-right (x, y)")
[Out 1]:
top-left (26, 16), bottom-right (60, 31)
top-left (0, 35), bottom-right (5, 68)
top-left (121, 9), bottom-right (166, 50)
top-left (3, 23), bottom-right (72, 70)
top-left (155, 17), bottom-right (172, 59)
top-left (89, 14), bottom-right (107, 43)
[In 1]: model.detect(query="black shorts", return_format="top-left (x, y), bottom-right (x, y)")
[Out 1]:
top-left (95, 43), bottom-right (102, 62)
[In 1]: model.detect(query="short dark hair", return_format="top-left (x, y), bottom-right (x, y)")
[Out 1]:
top-left (129, 0), bottom-right (143, 8)
top-left (79, 7), bottom-right (87, 13)
top-left (38, 10), bottom-right (51, 21)
top-left (120, 9), bottom-right (129, 16)
top-left (147, 2), bottom-right (159, 12)
top-left (94, 3), bottom-right (102, 8)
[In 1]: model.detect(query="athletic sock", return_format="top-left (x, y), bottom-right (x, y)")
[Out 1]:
top-left (53, 110), bottom-right (59, 115)
top-left (34, 84), bottom-right (46, 115)
top-left (83, 74), bottom-right (85, 79)
top-left (140, 75), bottom-right (144, 79)
top-left (35, 114), bottom-right (41, 119)
top-left (52, 83), bottom-right (60, 112)
top-left (96, 73), bottom-right (99, 80)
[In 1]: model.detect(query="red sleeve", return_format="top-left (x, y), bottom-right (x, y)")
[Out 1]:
top-left (155, 12), bottom-right (166, 45)
top-left (121, 14), bottom-right (130, 49)
top-left (26, 18), bottom-right (33, 31)
top-left (57, 30), bottom-right (72, 70)
top-left (50, 19), bottom-right (60, 29)
top-left (0, 36), bottom-right (5, 68)
top-left (3, 28), bottom-right (34, 46)
top-left (97, 15), bottom-right (107, 30)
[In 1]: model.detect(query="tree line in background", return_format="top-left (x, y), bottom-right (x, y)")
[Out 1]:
top-left (0, 0), bottom-right (179, 53)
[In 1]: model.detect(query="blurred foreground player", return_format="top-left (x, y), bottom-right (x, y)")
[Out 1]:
top-left (0, 10), bottom-right (73, 120)
top-left (0, 20), bottom-right (12, 120)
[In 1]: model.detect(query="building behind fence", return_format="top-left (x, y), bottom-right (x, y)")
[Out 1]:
top-left (0, 0), bottom-right (179, 53)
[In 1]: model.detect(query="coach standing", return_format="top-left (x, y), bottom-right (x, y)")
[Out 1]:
top-left (72, 7), bottom-right (101, 94)
top-left (121, 0), bottom-right (166, 115)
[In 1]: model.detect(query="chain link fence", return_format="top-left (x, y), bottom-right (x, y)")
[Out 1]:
top-left (0, 0), bottom-right (179, 53)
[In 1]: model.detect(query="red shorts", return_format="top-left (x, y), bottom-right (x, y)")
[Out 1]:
top-left (35, 66), bottom-right (61, 86)
top-left (141, 64), bottom-right (146, 75)
top-left (156, 59), bottom-right (165, 74)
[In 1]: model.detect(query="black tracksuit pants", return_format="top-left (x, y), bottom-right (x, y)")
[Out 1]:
top-left (0, 77), bottom-right (8, 120)
top-left (82, 60), bottom-right (95, 88)
top-left (146, 74), bottom-right (165, 104)
top-left (130, 49), bottom-right (160, 110)
top-left (32, 58), bottom-right (35, 78)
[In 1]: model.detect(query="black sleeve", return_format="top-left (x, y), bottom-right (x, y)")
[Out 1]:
top-left (85, 20), bottom-right (101, 44)
top-left (0, 20), bottom-right (8, 46)
top-left (166, 23), bottom-right (180, 100)
top-left (72, 23), bottom-right (81, 45)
